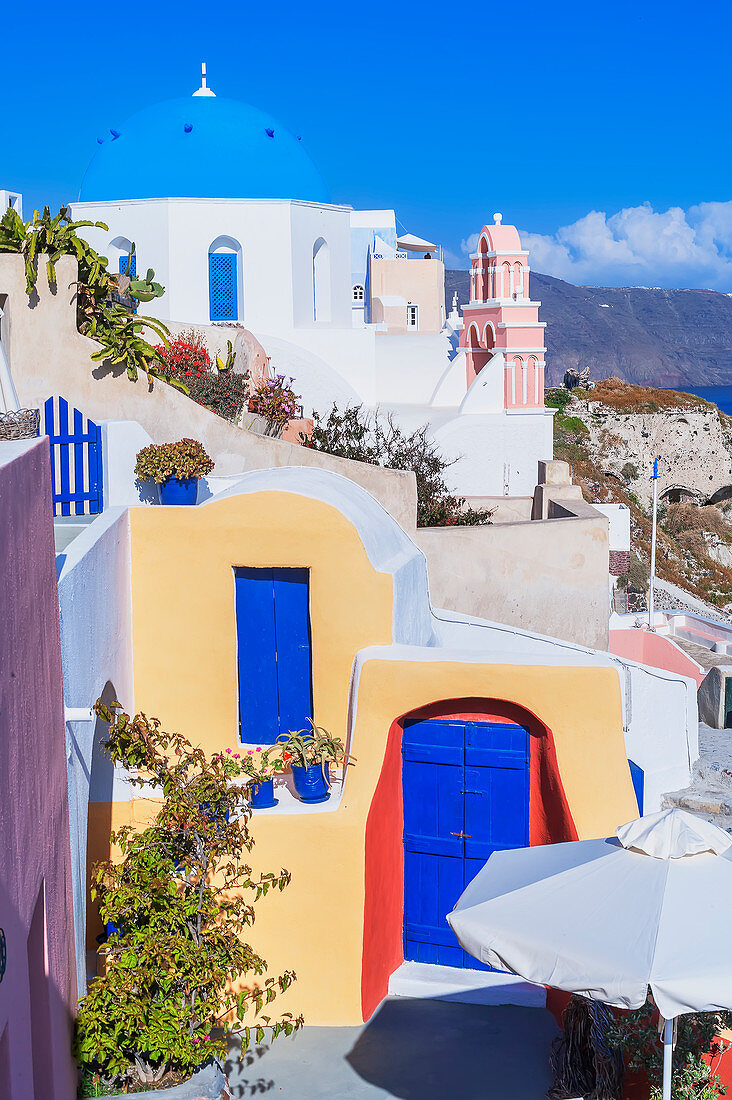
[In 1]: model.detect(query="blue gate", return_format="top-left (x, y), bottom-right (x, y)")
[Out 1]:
top-left (402, 718), bottom-right (530, 968)
top-left (43, 396), bottom-right (103, 516)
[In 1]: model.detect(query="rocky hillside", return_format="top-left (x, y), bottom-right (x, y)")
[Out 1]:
top-left (445, 270), bottom-right (732, 388)
top-left (551, 379), bottom-right (732, 610)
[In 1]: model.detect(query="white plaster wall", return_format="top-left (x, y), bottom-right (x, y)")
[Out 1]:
top-left (102, 419), bottom-right (156, 507)
top-left (372, 332), bottom-right (458, 405)
top-left (592, 503), bottom-right (631, 552)
top-left (433, 409), bottom-right (555, 496)
top-left (429, 607), bottom-right (697, 813)
top-left (290, 203), bottom-right (352, 329)
top-left (71, 198), bottom-right (353, 332)
top-left (57, 508), bottom-right (134, 994)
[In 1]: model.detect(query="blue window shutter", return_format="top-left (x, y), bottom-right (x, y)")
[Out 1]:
top-left (118, 253), bottom-right (136, 277)
top-left (209, 253), bottom-right (238, 321)
top-left (234, 567), bottom-right (312, 744)
top-left (235, 568), bottom-right (279, 743)
top-left (272, 568), bottom-right (313, 737)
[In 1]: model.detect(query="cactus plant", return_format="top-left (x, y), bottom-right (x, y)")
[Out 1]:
top-left (215, 339), bottom-right (236, 373)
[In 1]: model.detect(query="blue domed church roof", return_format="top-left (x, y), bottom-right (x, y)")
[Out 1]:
top-left (79, 95), bottom-right (330, 204)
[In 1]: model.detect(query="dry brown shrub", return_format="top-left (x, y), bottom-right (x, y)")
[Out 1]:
top-left (665, 503), bottom-right (731, 537)
top-left (575, 377), bottom-right (712, 414)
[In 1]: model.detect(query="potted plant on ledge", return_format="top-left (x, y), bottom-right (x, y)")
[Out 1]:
top-left (235, 745), bottom-right (288, 809)
top-left (135, 437), bottom-right (214, 505)
top-left (277, 724), bottom-right (354, 804)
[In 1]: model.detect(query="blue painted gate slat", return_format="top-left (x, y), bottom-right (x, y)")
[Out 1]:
top-left (402, 718), bottom-right (530, 970)
top-left (235, 567), bottom-right (312, 745)
top-left (43, 396), bottom-right (103, 516)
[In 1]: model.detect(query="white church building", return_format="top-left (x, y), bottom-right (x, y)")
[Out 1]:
top-left (66, 66), bottom-right (554, 497)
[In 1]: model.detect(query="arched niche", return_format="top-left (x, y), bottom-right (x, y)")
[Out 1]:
top-left (110, 235), bottom-right (136, 277)
top-left (313, 237), bottom-right (331, 323)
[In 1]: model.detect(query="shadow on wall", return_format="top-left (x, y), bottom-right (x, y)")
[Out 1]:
top-left (85, 681), bottom-right (118, 954)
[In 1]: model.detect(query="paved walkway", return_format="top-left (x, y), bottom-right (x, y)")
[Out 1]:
top-left (225, 997), bottom-right (560, 1099)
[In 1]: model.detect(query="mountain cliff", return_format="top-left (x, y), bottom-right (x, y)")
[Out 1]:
top-left (445, 270), bottom-right (732, 389)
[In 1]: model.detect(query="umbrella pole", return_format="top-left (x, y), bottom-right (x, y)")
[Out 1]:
top-left (662, 1017), bottom-right (674, 1100)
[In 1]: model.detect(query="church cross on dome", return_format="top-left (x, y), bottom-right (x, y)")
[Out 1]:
top-left (193, 62), bottom-right (216, 98)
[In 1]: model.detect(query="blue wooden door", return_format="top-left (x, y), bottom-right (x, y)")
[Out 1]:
top-left (234, 567), bottom-right (312, 744)
top-left (403, 718), bottom-right (530, 969)
top-left (43, 396), bottom-right (103, 516)
top-left (209, 253), bottom-right (238, 321)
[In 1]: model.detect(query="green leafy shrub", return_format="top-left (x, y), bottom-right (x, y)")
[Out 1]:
top-left (617, 552), bottom-right (650, 592)
top-left (607, 1000), bottom-right (732, 1099)
top-left (73, 701), bottom-right (302, 1090)
top-left (621, 462), bottom-right (639, 481)
top-left (545, 388), bottom-right (572, 411)
top-left (134, 438), bottom-right (214, 483)
top-left (0, 205), bottom-right (172, 385)
top-left (304, 404), bottom-right (494, 528)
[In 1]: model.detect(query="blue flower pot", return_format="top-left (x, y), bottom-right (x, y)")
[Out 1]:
top-left (159, 476), bottom-right (198, 505)
top-left (249, 778), bottom-right (278, 809)
top-left (291, 762), bottom-right (331, 804)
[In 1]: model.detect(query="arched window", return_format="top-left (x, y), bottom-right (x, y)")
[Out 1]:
top-left (352, 284), bottom-right (365, 302)
top-left (513, 262), bottom-right (523, 298)
top-left (208, 236), bottom-right (242, 322)
top-left (313, 238), bottom-right (331, 323)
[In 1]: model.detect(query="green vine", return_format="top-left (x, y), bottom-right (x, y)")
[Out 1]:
top-left (0, 204), bottom-right (176, 386)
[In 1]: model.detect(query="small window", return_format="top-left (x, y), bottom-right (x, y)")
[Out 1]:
top-left (352, 284), bottom-right (365, 302)
top-left (406, 304), bottom-right (419, 329)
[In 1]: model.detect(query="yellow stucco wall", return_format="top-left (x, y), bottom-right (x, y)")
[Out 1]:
top-left (129, 491), bottom-right (394, 751)
top-left (112, 492), bottom-right (639, 1026)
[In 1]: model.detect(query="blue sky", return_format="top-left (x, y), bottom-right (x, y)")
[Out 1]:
top-left (1, 0), bottom-right (730, 288)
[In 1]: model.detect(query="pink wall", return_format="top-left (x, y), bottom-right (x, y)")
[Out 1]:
top-left (609, 629), bottom-right (706, 688)
top-left (0, 438), bottom-right (77, 1099)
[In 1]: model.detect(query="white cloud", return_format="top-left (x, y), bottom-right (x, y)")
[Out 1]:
top-left (462, 202), bottom-right (732, 290)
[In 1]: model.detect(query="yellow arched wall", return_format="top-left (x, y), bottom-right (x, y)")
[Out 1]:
top-left (121, 493), bottom-right (639, 1026)
top-left (128, 491), bottom-right (395, 750)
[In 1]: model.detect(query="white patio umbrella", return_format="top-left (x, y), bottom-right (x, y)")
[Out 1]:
top-left (447, 808), bottom-right (732, 1100)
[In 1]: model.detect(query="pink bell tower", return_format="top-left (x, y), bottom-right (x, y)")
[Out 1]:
top-left (459, 213), bottom-right (546, 409)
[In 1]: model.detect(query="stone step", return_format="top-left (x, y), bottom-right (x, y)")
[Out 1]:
top-left (387, 961), bottom-right (546, 1009)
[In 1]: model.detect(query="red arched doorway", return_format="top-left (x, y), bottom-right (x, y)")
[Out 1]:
top-left (361, 697), bottom-right (577, 1019)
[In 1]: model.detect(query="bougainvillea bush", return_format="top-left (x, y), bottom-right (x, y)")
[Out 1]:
top-left (249, 374), bottom-right (301, 429)
top-left (73, 702), bottom-right (302, 1090)
top-left (155, 333), bottom-right (249, 421)
top-left (134, 438), bottom-right (214, 483)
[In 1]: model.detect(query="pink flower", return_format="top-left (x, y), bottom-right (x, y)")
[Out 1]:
top-left (256, 746), bottom-right (262, 752)
top-left (226, 748), bottom-right (232, 754)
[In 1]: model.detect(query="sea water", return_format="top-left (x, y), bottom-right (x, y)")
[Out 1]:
top-left (674, 385), bottom-right (732, 415)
